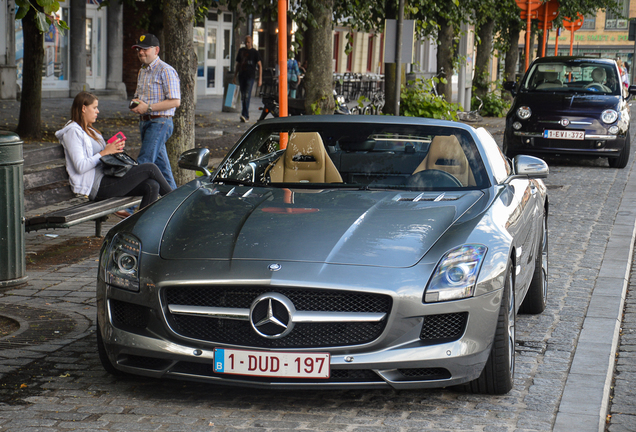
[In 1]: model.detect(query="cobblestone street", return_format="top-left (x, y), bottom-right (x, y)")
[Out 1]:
top-left (0, 100), bottom-right (635, 430)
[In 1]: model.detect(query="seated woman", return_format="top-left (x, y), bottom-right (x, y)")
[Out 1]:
top-left (55, 91), bottom-right (172, 218)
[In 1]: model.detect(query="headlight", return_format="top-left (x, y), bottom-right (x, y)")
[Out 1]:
top-left (601, 109), bottom-right (618, 124)
top-left (424, 244), bottom-right (487, 303)
top-left (513, 121), bottom-right (522, 130)
top-left (106, 233), bottom-right (141, 292)
top-left (516, 106), bottom-right (532, 120)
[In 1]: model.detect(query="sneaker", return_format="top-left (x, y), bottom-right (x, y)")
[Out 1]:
top-left (240, 115), bottom-right (246, 122)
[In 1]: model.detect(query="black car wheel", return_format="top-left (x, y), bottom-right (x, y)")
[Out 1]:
top-left (468, 260), bottom-right (515, 395)
top-left (520, 214), bottom-right (548, 314)
top-left (608, 131), bottom-right (631, 169)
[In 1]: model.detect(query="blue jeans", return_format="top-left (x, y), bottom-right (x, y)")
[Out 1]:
top-left (138, 117), bottom-right (177, 189)
top-left (239, 77), bottom-right (254, 119)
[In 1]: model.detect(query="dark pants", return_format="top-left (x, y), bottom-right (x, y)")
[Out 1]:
top-left (239, 77), bottom-right (255, 119)
top-left (96, 163), bottom-right (172, 210)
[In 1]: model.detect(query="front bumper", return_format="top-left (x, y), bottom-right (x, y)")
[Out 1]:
top-left (97, 282), bottom-right (502, 390)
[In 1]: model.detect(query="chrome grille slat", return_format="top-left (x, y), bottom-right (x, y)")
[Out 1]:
top-left (163, 286), bottom-right (392, 348)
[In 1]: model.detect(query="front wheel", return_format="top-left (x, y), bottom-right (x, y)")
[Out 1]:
top-left (467, 261), bottom-right (515, 395)
top-left (519, 214), bottom-right (548, 314)
top-left (608, 131), bottom-right (630, 168)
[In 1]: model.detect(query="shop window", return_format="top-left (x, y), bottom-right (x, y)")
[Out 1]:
top-left (40, 8), bottom-right (69, 88)
top-left (606, 0), bottom-right (629, 29)
top-left (581, 15), bottom-right (596, 30)
top-left (194, 26), bottom-right (205, 77)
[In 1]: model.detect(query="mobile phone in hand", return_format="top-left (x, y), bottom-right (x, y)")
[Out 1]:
top-left (107, 131), bottom-right (126, 144)
top-left (129, 100), bottom-right (140, 109)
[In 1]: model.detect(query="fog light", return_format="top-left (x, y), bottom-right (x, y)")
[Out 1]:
top-left (513, 122), bottom-right (522, 130)
top-left (608, 126), bottom-right (619, 134)
top-left (596, 141), bottom-right (604, 148)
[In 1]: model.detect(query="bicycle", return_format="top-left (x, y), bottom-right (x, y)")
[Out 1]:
top-left (456, 96), bottom-right (483, 122)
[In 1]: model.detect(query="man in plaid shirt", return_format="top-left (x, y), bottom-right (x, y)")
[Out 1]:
top-left (130, 34), bottom-right (180, 190)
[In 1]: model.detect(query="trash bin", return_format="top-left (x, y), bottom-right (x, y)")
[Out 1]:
top-left (0, 131), bottom-right (27, 287)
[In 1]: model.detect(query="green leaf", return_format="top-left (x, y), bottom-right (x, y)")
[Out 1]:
top-left (35, 11), bottom-right (48, 32)
top-left (15, 5), bottom-right (29, 20)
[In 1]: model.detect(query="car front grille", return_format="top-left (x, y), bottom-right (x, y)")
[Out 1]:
top-left (163, 286), bottom-right (392, 348)
top-left (420, 312), bottom-right (468, 345)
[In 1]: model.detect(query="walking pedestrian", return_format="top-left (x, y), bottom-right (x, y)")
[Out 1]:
top-left (287, 54), bottom-right (300, 99)
top-left (57, 92), bottom-right (172, 219)
top-left (233, 36), bottom-right (262, 123)
top-left (129, 33), bottom-right (180, 190)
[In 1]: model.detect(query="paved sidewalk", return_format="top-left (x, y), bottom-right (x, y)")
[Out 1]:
top-left (0, 100), bottom-right (632, 430)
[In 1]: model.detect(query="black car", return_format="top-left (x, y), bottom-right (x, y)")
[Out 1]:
top-left (503, 56), bottom-right (636, 168)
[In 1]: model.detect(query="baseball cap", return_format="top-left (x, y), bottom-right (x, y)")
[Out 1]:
top-left (132, 34), bottom-right (160, 49)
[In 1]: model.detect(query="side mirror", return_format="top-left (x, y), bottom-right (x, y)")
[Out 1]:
top-left (503, 81), bottom-right (517, 96)
top-left (178, 148), bottom-right (211, 177)
top-left (513, 155), bottom-right (549, 179)
top-left (629, 85), bottom-right (636, 96)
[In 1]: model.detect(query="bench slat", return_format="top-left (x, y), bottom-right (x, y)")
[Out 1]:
top-left (45, 197), bottom-right (141, 223)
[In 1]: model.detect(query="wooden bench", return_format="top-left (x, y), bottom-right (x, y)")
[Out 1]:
top-left (23, 143), bottom-right (141, 237)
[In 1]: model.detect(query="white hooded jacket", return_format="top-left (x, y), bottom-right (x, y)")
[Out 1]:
top-left (55, 121), bottom-right (104, 197)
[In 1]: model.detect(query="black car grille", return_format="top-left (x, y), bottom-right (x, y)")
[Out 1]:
top-left (110, 300), bottom-right (150, 331)
top-left (171, 361), bottom-right (384, 383)
top-left (163, 286), bottom-right (392, 348)
top-left (420, 312), bottom-right (468, 345)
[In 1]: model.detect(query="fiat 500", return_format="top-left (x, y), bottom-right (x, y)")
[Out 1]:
top-left (503, 56), bottom-right (636, 168)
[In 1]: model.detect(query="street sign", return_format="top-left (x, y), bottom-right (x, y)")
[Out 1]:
top-left (563, 13), bottom-right (584, 32)
top-left (515, 0), bottom-right (542, 11)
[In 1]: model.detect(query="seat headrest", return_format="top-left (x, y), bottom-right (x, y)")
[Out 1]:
top-left (284, 132), bottom-right (326, 166)
top-left (592, 67), bottom-right (606, 82)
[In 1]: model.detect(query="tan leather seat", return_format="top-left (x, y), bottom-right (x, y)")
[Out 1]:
top-left (269, 132), bottom-right (343, 183)
top-left (413, 135), bottom-right (474, 186)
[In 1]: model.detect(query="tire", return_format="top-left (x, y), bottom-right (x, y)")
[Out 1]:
top-left (467, 261), bottom-right (515, 395)
top-left (608, 131), bottom-right (630, 169)
top-left (96, 320), bottom-right (126, 376)
top-left (519, 214), bottom-right (548, 314)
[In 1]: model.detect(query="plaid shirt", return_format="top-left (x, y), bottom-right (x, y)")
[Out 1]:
top-left (134, 56), bottom-right (180, 116)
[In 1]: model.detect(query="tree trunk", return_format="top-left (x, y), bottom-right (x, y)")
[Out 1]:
top-left (304, 0), bottom-right (335, 115)
top-left (16, 8), bottom-right (43, 140)
top-left (163, 0), bottom-right (196, 186)
top-left (503, 21), bottom-right (521, 102)
top-left (437, 13), bottom-right (455, 102)
top-left (474, 18), bottom-right (495, 99)
top-left (382, 4), bottom-right (397, 115)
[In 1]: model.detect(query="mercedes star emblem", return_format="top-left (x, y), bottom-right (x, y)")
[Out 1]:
top-left (249, 292), bottom-right (296, 339)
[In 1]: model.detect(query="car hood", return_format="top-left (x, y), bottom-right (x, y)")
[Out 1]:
top-left (159, 184), bottom-right (484, 267)
top-left (516, 91), bottom-right (620, 114)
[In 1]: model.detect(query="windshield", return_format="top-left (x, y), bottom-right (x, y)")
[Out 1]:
top-left (521, 61), bottom-right (621, 95)
top-left (216, 122), bottom-right (490, 191)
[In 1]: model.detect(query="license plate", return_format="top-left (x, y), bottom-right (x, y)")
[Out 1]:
top-left (544, 130), bottom-right (585, 140)
top-left (214, 348), bottom-right (330, 378)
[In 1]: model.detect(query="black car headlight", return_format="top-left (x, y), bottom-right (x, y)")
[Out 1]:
top-left (516, 106), bottom-right (532, 120)
top-left (105, 233), bottom-right (141, 292)
top-left (601, 109), bottom-right (618, 124)
top-left (424, 244), bottom-right (487, 303)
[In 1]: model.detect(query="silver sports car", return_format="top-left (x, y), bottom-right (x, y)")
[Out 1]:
top-left (97, 115), bottom-right (549, 395)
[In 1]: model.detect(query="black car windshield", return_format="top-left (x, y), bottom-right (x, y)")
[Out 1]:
top-left (521, 61), bottom-right (621, 95)
top-left (216, 122), bottom-right (489, 191)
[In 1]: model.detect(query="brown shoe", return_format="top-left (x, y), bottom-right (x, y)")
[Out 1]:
top-left (114, 210), bottom-right (131, 219)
